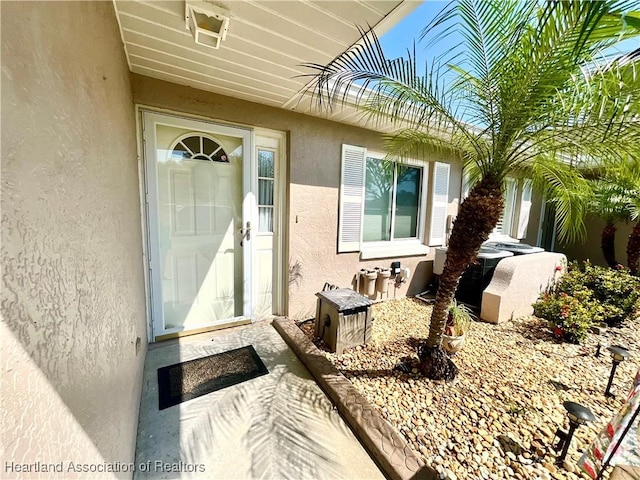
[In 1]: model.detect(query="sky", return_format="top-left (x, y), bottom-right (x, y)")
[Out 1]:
top-left (376, 0), bottom-right (639, 125)
top-left (380, 1), bottom-right (453, 63)
top-left (379, 0), bottom-right (640, 68)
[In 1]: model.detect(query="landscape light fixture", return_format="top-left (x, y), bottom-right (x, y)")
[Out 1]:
top-left (604, 345), bottom-right (630, 398)
top-left (185, 1), bottom-right (230, 50)
top-left (554, 401), bottom-right (596, 465)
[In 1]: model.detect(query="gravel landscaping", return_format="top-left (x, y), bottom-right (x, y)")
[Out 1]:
top-left (299, 298), bottom-right (639, 480)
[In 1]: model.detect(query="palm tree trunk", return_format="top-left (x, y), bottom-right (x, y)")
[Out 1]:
top-left (601, 221), bottom-right (618, 268)
top-left (627, 221), bottom-right (640, 276)
top-left (419, 175), bottom-right (504, 380)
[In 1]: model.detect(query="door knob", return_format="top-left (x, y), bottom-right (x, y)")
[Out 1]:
top-left (240, 221), bottom-right (251, 246)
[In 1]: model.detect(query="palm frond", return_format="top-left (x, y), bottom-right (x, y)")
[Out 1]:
top-left (521, 155), bottom-right (594, 244)
top-left (301, 0), bottom-right (640, 243)
top-left (590, 178), bottom-right (638, 221)
top-left (300, 25), bottom-right (479, 155)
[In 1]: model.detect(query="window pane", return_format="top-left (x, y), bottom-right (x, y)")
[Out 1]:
top-left (259, 207), bottom-right (273, 232)
top-left (258, 179), bottom-right (274, 206)
top-left (363, 158), bottom-right (393, 242)
top-left (182, 135), bottom-right (201, 155)
top-left (211, 148), bottom-right (228, 163)
top-left (202, 137), bottom-right (218, 156)
top-left (258, 150), bottom-right (274, 178)
top-left (394, 165), bottom-right (421, 239)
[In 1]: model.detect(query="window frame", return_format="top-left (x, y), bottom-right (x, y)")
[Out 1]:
top-left (257, 146), bottom-right (276, 234)
top-left (362, 151), bottom-right (425, 246)
top-left (338, 144), bottom-right (431, 259)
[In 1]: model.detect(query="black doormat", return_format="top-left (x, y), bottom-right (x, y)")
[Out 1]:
top-left (157, 345), bottom-right (268, 410)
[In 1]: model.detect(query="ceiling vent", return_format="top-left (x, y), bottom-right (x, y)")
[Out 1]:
top-left (185, 1), bottom-right (230, 49)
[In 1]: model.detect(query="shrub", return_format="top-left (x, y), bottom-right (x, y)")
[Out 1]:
top-left (555, 261), bottom-right (640, 326)
top-left (532, 261), bottom-right (640, 343)
top-left (533, 292), bottom-right (599, 343)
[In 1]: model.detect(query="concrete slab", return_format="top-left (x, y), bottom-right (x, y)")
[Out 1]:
top-left (134, 321), bottom-right (384, 480)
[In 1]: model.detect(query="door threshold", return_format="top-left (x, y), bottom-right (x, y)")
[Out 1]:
top-left (154, 319), bottom-right (252, 342)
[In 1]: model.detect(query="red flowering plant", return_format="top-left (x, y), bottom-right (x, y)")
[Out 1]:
top-left (532, 260), bottom-right (640, 342)
top-left (533, 267), bottom-right (607, 343)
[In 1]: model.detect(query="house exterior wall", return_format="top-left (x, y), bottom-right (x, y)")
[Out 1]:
top-left (558, 214), bottom-right (635, 267)
top-left (131, 75), bottom-right (463, 320)
top-left (1, 2), bottom-right (146, 477)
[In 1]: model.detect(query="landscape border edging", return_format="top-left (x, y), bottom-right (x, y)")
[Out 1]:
top-left (273, 317), bottom-right (438, 480)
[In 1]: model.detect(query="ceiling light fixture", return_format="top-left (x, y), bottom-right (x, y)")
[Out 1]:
top-left (185, 1), bottom-right (230, 50)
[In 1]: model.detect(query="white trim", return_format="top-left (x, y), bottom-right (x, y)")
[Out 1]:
top-left (340, 144), bottom-right (431, 253)
top-left (516, 179), bottom-right (533, 239)
top-left (363, 152), bottom-right (427, 243)
top-left (360, 241), bottom-right (429, 260)
top-left (136, 105), bottom-right (153, 344)
top-left (428, 162), bottom-right (450, 246)
top-left (339, 144), bottom-right (367, 252)
top-left (255, 128), bottom-right (287, 316)
top-left (112, 0), bottom-right (132, 71)
top-left (137, 105), bottom-right (287, 320)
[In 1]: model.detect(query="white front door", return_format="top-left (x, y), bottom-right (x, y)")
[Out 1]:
top-left (143, 112), bottom-right (254, 339)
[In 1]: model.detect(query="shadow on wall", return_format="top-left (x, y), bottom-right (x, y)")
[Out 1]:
top-left (406, 261), bottom-right (432, 297)
top-left (557, 215), bottom-right (635, 268)
top-left (289, 259), bottom-right (303, 287)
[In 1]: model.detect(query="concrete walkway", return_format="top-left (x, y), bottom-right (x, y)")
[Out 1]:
top-left (134, 321), bottom-right (384, 480)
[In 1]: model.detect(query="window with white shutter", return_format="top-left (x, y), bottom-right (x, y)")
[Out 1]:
top-left (517, 179), bottom-right (533, 239)
top-left (489, 176), bottom-right (534, 241)
top-left (338, 145), bottom-right (366, 252)
top-left (338, 144), bottom-right (437, 257)
top-left (494, 178), bottom-right (517, 235)
top-left (461, 168), bottom-right (471, 200)
top-left (428, 162), bottom-right (450, 246)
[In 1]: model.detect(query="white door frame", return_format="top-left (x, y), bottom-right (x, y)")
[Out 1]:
top-left (141, 110), bottom-right (256, 340)
top-left (254, 129), bottom-right (287, 316)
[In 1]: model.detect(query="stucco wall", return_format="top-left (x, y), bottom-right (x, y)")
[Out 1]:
top-left (131, 75), bottom-right (463, 319)
top-left (558, 214), bottom-right (636, 267)
top-left (1, 2), bottom-right (146, 478)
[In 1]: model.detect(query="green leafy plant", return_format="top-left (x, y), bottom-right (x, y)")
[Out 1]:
top-left (445, 301), bottom-right (472, 337)
top-left (533, 292), bottom-right (598, 343)
top-left (556, 261), bottom-right (639, 325)
top-left (533, 261), bottom-right (640, 342)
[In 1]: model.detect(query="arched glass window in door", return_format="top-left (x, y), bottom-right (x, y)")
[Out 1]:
top-left (170, 134), bottom-right (229, 163)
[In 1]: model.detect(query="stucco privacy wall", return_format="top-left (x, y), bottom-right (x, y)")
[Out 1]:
top-left (558, 214), bottom-right (636, 267)
top-left (131, 75), bottom-right (463, 320)
top-left (1, 2), bottom-right (146, 477)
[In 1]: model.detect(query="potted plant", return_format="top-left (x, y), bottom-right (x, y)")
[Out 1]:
top-left (442, 301), bottom-right (472, 354)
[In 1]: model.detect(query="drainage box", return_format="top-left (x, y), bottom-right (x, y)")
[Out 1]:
top-left (314, 288), bottom-right (373, 354)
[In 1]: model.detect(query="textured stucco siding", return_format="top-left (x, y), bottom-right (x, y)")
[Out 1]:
top-left (131, 75), bottom-right (463, 320)
top-left (480, 252), bottom-right (567, 323)
top-left (1, 2), bottom-right (146, 478)
top-left (558, 214), bottom-right (635, 267)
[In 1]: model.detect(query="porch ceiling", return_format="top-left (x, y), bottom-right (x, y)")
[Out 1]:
top-left (113, 0), bottom-right (419, 130)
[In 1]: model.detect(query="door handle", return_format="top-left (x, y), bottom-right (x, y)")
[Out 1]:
top-left (240, 221), bottom-right (251, 247)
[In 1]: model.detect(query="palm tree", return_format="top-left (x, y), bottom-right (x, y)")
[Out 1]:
top-left (303, 0), bottom-right (640, 379)
top-left (615, 159), bottom-right (640, 275)
top-left (629, 218), bottom-right (640, 276)
top-left (589, 178), bottom-right (635, 267)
